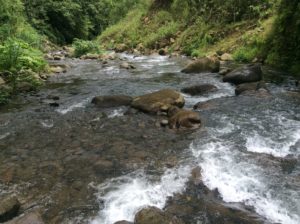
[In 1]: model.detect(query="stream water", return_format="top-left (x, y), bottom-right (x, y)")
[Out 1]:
top-left (0, 54), bottom-right (299, 224)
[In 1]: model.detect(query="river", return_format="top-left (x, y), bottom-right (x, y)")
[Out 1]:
top-left (0, 54), bottom-right (299, 224)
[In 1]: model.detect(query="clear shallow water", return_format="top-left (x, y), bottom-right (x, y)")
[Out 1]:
top-left (1, 54), bottom-right (299, 224)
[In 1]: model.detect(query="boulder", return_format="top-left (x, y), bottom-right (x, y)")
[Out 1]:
top-left (235, 81), bottom-right (268, 95)
top-left (0, 196), bottom-right (21, 222)
top-left (92, 95), bottom-right (133, 108)
top-left (193, 101), bottom-right (216, 110)
top-left (131, 89), bottom-right (185, 114)
top-left (120, 62), bottom-right (136, 69)
top-left (181, 84), bottom-right (217, 96)
top-left (134, 206), bottom-right (184, 224)
top-left (6, 211), bottom-right (44, 224)
top-left (220, 53), bottom-right (233, 61)
top-left (168, 107), bottom-right (201, 130)
top-left (223, 64), bottom-right (262, 85)
top-left (181, 57), bottom-right (220, 73)
top-left (158, 49), bottom-right (167, 56)
top-left (219, 68), bottom-right (231, 76)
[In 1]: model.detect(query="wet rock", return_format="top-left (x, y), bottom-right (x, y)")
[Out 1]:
top-left (6, 211), bottom-right (44, 224)
top-left (93, 159), bottom-right (114, 174)
top-left (50, 65), bottom-right (67, 74)
top-left (124, 108), bottom-right (139, 115)
top-left (0, 196), bottom-right (21, 222)
top-left (134, 206), bottom-right (184, 224)
top-left (181, 84), bottom-right (217, 96)
top-left (131, 89), bottom-right (185, 114)
top-left (168, 107), bottom-right (201, 130)
top-left (158, 49), bottom-right (166, 56)
top-left (181, 57), bottom-right (220, 73)
top-left (160, 119), bottom-right (169, 127)
top-left (220, 53), bottom-right (233, 61)
top-left (91, 95), bottom-right (133, 108)
top-left (218, 68), bottom-right (231, 76)
top-left (114, 221), bottom-right (132, 224)
top-left (223, 64), bottom-right (262, 85)
top-left (190, 166), bottom-right (202, 185)
top-left (235, 81), bottom-right (268, 95)
top-left (120, 62), bottom-right (136, 69)
top-left (193, 101), bottom-right (216, 110)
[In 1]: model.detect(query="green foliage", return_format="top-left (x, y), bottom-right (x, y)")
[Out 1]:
top-left (72, 39), bottom-right (103, 57)
top-left (23, 0), bottom-right (141, 44)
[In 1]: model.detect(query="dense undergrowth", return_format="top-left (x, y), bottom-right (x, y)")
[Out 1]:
top-left (99, 0), bottom-right (300, 76)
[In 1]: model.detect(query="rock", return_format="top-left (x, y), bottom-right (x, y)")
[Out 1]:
top-left (137, 43), bottom-right (145, 52)
top-left (193, 101), bottom-right (216, 110)
top-left (93, 159), bottom-right (114, 174)
top-left (50, 66), bottom-right (65, 74)
top-left (191, 166), bottom-right (202, 185)
top-left (158, 49), bottom-right (166, 56)
top-left (6, 211), bottom-right (45, 224)
top-left (219, 68), bottom-right (231, 76)
top-left (223, 64), bottom-right (263, 85)
top-left (101, 52), bottom-right (117, 60)
top-left (181, 84), bottom-right (217, 96)
top-left (0, 196), bottom-right (21, 222)
top-left (80, 54), bottom-right (100, 60)
top-left (181, 57), bottom-right (220, 73)
top-left (134, 206), bottom-right (184, 224)
top-left (0, 77), bottom-right (6, 85)
top-left (114, 221), bottom-right (132, 224)
top-left (160, 119), bottom-right (169, 127)
top-left (131, 89), bottom-right (185, 114)
top-left (168, 107), bottom-right (201, 130)
top-left (91, 95), bottom-right (133, 108)
top-left (120, 62), bottom-right (136, 69)
top-left (53, 55), bottom-right (64, 61)
top-left (220, 53), bottom-right (233, 61)
top-left (16, 82), bottom-right (35, 92)
top-left (115, 44), bottom-right (128, 52)
top-left (235, 81), bottom-right (268, 95)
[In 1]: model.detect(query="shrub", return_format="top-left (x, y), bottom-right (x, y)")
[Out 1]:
top-left (72, 39), bottom-right (103, 57)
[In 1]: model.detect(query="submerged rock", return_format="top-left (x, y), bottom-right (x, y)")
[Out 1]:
top-left (168, 106), bottom-right (201, 130)
top-left (181, 84), bottom-right (217, 96)
top-left (92, 95), bottom-right (133, 108)
top-left (131, 89), bottom-right (185, 114)
top-left (0, 196), bottom-right (21, 222)
top-left (134, 206), bottom-right (184, 224)
top-left (120, 62), bottom-right (136, 69)
top-left (181, 57), bottom-right (220, 73)
top-left (223, 64), bottom-right (262, 85)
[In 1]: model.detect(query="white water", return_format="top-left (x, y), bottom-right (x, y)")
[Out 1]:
top-left (90, 166), bottom-right (191, 224)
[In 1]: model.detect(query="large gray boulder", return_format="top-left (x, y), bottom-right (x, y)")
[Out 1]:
top-left (131, 89), bottom-right (185, 114)
top-left (223, 64), bottom-right (262, 85)
top-left (92, 95), bottom-right (133, 108)
top-left (235, 81), bottom-right (268, 95)
top-left (181, 57), bottom-right (220, 73)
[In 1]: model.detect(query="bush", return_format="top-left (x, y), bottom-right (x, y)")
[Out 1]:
top-left (72, 39), bottom-right (103, 57)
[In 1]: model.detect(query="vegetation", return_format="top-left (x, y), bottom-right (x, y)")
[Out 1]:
top-left (72, 39), bottom-right (103, 58)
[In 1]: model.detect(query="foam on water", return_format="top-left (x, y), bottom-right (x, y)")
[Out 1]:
top-left (108, 108), bottom-right (125, 118)
top-left (245, 114), bottom-right (300, 157)
top-left (56, 99), bottom-right (90, 114)
top-left (191, 138), bottom-right (300, 224)
top-left (90, 166), bottom-right (190, 224)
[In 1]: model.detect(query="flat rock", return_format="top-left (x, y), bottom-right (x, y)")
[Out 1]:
top-left (131, 89), bottom-right (185, 114)
top-left (92, 95), bottom-right (133, 108)
top-left (6, 211), bottom-right (44, 224)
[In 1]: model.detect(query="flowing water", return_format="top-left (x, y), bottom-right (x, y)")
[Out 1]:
top-left (0, 54), bottom-right (299, 224)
